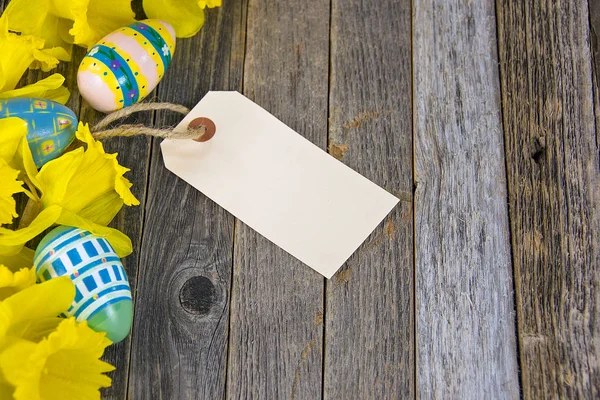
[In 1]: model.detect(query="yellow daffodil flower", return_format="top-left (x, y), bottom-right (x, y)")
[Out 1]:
top-left (34, 122), bottom-right (140, 224)
top-left (0, 319), bottom-right (114, 400)
top-left (0, 15), bottom-right (69, 102)
top-left (4, 0), bottom-right (136, 52)
top-left (0, 264), bottom-right (36, 301)
top-left (0, 160), bottom-right (24, 225)
top-left (0, 278), bottom-right (114, 399)
top-left (0, 122), bottom-right (138, 258)
top-left (144, 0), bottom-right (222, 38)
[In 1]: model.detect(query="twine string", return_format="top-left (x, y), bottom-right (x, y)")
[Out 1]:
top-left (90, 102), bottom-right (206, 140)
top-left (19, 102), bottom-right (205, 229)
top-left (92, 123), bottom-right (205, 140)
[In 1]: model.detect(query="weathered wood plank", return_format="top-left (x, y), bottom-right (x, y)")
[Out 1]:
top-left (225, 0), bottom-right (329, 399)
top-left (127, 1), bottom-right (246, 398)
top-left (74, 41), bottom-right (152, 399)
top-left (414, 0), bottom-right (519, 397)
top-left (591, 0), bottom-right (600, 88)
top-left (324, 0), bottom-right (413, 398)
top-left (94, 125), bottom-right (150, 400)
top-left (497, 0), bottom-right (600, 398)
top-left (79, 5), bottom-right (151, 396)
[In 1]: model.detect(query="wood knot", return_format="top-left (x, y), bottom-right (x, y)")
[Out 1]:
top-left (179, 276), bottom-right (216, 316)
top-left (531, 136), bottom-right (546, 164)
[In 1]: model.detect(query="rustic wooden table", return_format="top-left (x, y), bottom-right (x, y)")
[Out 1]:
top-left (8, 0), bottom-right (600, 398)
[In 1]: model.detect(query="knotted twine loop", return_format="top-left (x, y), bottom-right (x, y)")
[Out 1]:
top-left (90, 102), bottom-right (209, 141)
top-left (18, 102), bottom-right (212, 230)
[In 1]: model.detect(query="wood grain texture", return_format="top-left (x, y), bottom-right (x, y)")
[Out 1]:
top-left (75, 47), bottom-right (153, 400)
top-left (324, 0), bottom-right (414, 398)
top-left (497, 0), bottom-right (600, 398)
top-left (225, 0), bottom-right (329, 399)
top-left (77, 5), bottom-right (150, 396)
top-left (127, 1), bottom-right (246, 398)
top-left (413, 0), bottom-right (520, 397)
top-left (65, 3), bottom-right (150, 399)
top-left (590, 0), bottom-right (600, 89)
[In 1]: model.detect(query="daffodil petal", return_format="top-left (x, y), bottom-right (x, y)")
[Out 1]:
top-left (0, 382), bottom-right (15, 400)
top-left (0, 16), bottom-right (60, 91)
top-left (0, 205), bottom-right (62, 256)
top-left (144, 0), bottom-right (207, 38)
top-left (77, 192), bottom-right (124, 226)
top-left (0, 205), bottom-right (132, 258)
top-left (0, 277), bottom-right (74, 334)
top-left (0, 17), bottom-right (40, 91)
top-left (3, 0), bottom-right (50, 38)
top-left (0, 73), bottom-right (70, 104)
top-left (0, 118), bottom-right (29, 167)
top-left (31, 48), bottom-right (61, 72)
top-left (5, 0), bottom-right (74, 63)
top-left (56, 208), bottom-right (133, 257)
top-left (0, 159), bottom-right (24, 225)
top-left (0, 337), bottom-right (38, 390)
top-left (37, 147), bottom-right (83, 208)
top-left (0, 265), bottom-right (36, 300)
top-left (76, 123), bottom-right (139, 207)
top-left (35, 123), bottom-right (139, 227)
top-left (9, 316), bottom-right (62, 343)
top-left (0, 117), bottom-right (39, 191)
top-left (50, 0), bottom-right (136, 49)
top-left (0, 318), bottom-right (114, 400)
top-left (199, 0), bottom-right (222, 8)
top-left (0, 247), bottom-right (35, 271)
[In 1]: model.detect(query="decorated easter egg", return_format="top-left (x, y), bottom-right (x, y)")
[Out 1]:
top-left (78, 19), bottom-right (176, 113)
top-left (0, 98), bottom-right (77, 167)
top-left (34, 226), bottom-right (133, 343)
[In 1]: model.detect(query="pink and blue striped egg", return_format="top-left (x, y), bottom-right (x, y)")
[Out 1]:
top-left (77, 19), bottom-right (176, 113)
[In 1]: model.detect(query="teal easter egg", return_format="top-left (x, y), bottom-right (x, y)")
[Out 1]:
top-left (0, 98), bottom-right (77, 168)
top-left (34, 226), bottom-right (133, 343)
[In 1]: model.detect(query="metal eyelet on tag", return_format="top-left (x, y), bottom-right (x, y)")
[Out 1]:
top-left (189, 117), bottom-right (216, 142)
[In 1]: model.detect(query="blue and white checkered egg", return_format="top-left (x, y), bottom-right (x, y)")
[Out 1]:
top-left (34, 226), bottom-right (133, 343)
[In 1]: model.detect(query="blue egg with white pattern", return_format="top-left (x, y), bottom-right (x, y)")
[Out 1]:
top-left (0, 98), bottom-right (77, 168)
top-left (34, 226), bottom-right (133, 343)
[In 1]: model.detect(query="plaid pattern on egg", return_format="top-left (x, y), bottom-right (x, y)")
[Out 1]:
top-left (34, 226), bottom-right (132, 322)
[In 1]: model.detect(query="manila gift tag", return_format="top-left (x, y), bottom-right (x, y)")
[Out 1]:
top-left (161, 91), bottom-right (399, 278)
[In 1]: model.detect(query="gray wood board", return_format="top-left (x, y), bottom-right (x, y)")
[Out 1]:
top-left (77, 45), bottom-right (153, 398)
top-left (413, 0), bottom-right (520, 397)
top-left (497, 0), bottom-right (600, 397)
top-left (75, 1), bottom-right (151, 397)
top-left (128, 1), bottom-right (246, 398)
top-left (225, 0), bottom-right (330, 399)
top-left (324, 0), bottom-right (414, 398)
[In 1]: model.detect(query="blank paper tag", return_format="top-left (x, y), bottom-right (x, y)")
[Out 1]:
top-left (161, 91), bottom-right (399, 278)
